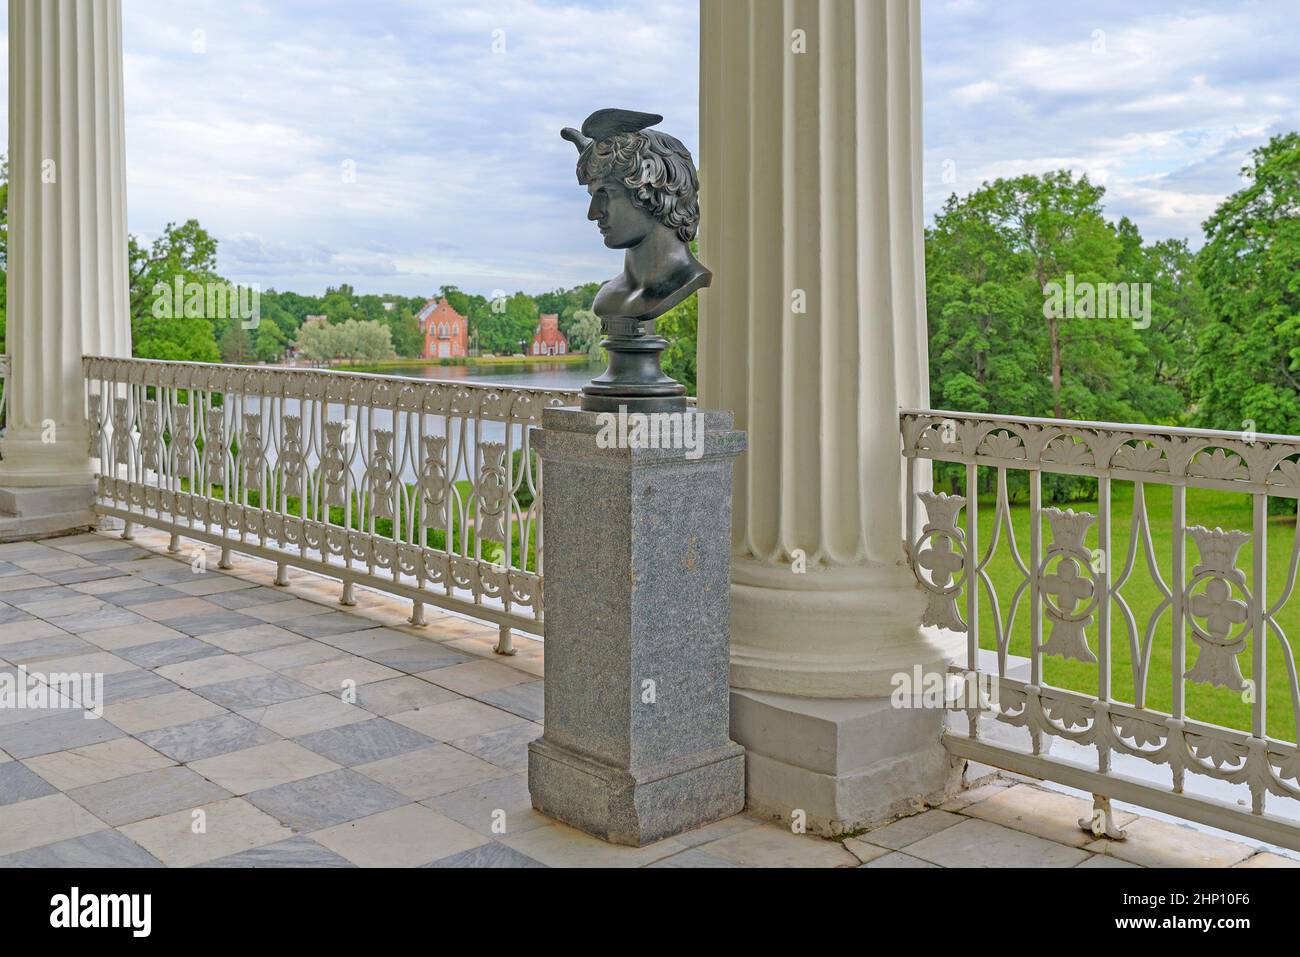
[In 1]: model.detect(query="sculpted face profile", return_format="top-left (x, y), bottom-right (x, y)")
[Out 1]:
top-left (561, 109), bottom-right (711, 321)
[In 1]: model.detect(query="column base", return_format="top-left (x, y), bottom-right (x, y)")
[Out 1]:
top-left (730, 688), bottom-right (962, 836)
top-left (0, 485), bottom-right (98, 543)
top-left (730, 558), bottom-right (965, 698)
top-left (529, 737), bottom-right (745, 846)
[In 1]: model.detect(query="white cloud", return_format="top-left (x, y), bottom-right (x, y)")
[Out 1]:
top-left (1, 1), bottom-right (1297, 292)
top-left (923, 0), bottom-right (1300, 243)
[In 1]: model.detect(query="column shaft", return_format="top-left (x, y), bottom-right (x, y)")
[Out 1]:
top-left (2, 0), bottom-right (131, 487)
top-left (700, 0), bottom-right (963, 833)
top-left (700, 0), bottom-right (957, 698)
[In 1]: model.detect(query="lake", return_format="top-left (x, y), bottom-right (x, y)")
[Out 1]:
top-left (230, 359), bottom-right (602, 486)
top-left (344, 359), bottom-right (602, 391)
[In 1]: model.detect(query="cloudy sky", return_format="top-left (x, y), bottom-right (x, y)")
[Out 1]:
top-left (2, 0), bottom-right (1297, 297)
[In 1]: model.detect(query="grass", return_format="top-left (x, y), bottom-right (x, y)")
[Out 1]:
top-left (956, 481), bottom-right (1300, 742)
top-left (184, 475), bottom-right (539, 573)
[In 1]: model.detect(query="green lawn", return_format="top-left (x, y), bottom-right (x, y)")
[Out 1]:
top-left (956, 481), bottom-right (1300, 743)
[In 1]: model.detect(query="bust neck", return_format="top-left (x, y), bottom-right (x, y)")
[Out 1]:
top-left (623, 225), bottom-right (691, 290)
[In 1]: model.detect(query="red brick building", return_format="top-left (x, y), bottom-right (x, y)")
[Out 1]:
top-left (419, 297), bottom-right (468, 359)
top-left (530, 313), bottom-right (569, 356)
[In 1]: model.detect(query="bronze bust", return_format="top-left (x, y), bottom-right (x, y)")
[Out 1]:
top-left (562, 109), bottom-right (708, 411)
top-left (562, 109), bottom-right (711, 321)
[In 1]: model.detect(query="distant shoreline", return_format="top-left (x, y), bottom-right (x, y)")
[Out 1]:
top-left (304, 353), bottom-right (594, 370)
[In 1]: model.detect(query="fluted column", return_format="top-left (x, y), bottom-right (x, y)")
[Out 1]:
top-left (700, 0), bottom-right (959, 697)
top-left (1, 0), bottom-right (132, 488)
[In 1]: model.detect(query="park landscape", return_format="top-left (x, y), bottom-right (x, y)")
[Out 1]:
top-left (1, 129), bottom-right (1298, 738)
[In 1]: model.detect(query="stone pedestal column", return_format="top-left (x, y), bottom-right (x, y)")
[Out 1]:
top-left (528, 408), bottom-right (746, 845)
top-left (0, 0), bottom-right (131, 510)
top-left (698, 0), bottom-right (963, 833)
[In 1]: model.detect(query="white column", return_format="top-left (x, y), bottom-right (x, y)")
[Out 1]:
top-left (1, 0), bottom-right (132, 489)
top-left (700, 0), bottom-right (963, 831)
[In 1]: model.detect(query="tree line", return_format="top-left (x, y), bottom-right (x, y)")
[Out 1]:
top-left (6, 133), bottom-right (1292, 425)
top-left (926, 132), bottom-right (1300, 438)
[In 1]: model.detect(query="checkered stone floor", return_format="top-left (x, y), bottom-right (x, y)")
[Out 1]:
top-left (0, 527), bottom-right (1297, 868)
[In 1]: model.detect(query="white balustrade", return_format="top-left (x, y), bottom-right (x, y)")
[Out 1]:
top-left (903, 408), bottom-right (1300, 849)
top-left (85, 356), bottom-right (575, 645)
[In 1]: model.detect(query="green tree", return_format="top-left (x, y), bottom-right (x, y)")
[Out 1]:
top-left (128, 220), bottom-right (221, 362)
top-left (567, 309), bottom-right (603, 357)
top-left (926, 171), bottom-right (1171, 425)
top-left (220, 324), bottom-right (255, 363)
top-left (295, 320), bottom-right (337, 363)
top-left (386, 309), bottom-right (423, 357)
top-left (657, 294), bottom-right (697, 396)
top-left (254, 321), bottom-right (288, 363)
top-left (477, 292), bottom-right (538, 354)
top-left (1193, 133), bottom-right (1300, 435)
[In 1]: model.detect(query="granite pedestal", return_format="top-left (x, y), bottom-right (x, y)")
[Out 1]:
top-left (528, 407), bottom-right (746, 846)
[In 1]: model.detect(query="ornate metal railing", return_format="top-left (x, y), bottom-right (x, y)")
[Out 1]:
top-left (84, 356), bottom-right (575, 650)
top-left (902, 408), bottom-right (1300, 849)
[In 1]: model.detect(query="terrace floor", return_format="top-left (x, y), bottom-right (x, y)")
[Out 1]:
top-left (0, 525), bottom-right (1297, 868)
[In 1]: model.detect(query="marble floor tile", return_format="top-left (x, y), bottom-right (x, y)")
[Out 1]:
top-left (245, 768), bottom-right (410, 831)
top-left (419, 659), bottom-right (534, 696)
top-left (860, 851), bottom-right (940, 868)
top-left (0, 760), bottom-right (59, 805)
top-left (283, 612), bottom-right (386, 639)
top-left (499, 822), bottom-right (686, 869)
top-left (131, 596), bottom-right (225, 622)
top-left (336, 675), bottom-right (461, 716)
top-left (121, 797), bottom-right (294, 868)
top-left (703, 823), bottom-right (861, 868)
top-left (858, 809), bottom-right (965, 851)
top-left (24, 737), bottom-right (176, 791)
top-left (448, 721), bottom-right (542, 772)
top-left (69, 765), bottom-right (230, 826)
top-left (116, 637), bottom-right (224, 669)
top-left (472, 681), bottom-right (544, 721)
top-left (162, 611), bottom-right (264, 637)
top-left (906, 819), bottom-right (1092, 868)
top-left (1084, 816), bottom-right (1256, 867)
top-left (0, 827), bottom-right (162, 867)
top-left (199, 834), bottom-right (353, 868)
top-left (281, 655), bottom-right (402, 693)
top-left (312, 803), bottom-right (488, 868)
top-left (80, 621), bottom-right (188, 652)
top-left (294, 717), bottom-right (435, 767)
top-left (964, 784), bottom-right (1138, 849)
top-left (360, 743), bottom-right (511, 802)
top-left (194, 673), bottom-right (320, 710)
top-left (0, 792), bottom-right (107, 857)
top-left (200, 624), bottom-right (306, 655)
top-left (236, 693), bottom-right (370, 738)
top-left (155, 653), bottom-right (273, 689)
top-left (245, 641), bottom-right (348, 672)
top-left (424, 841), bottom-right (546, 868)
top-left (360, 643), bottom-right (472, 674)
top-left (103, 690), bottom-right (226, 735)
top-left (189, 740), bottom-right (341, 795)
top-left (0, 710), bottom-right (125, 759)
top-left (389, 698), bottom-right (527, 742)
top-left (137, 712), bottom-right (279, 764)
top-left (424, 772), bottom-right (552, 837)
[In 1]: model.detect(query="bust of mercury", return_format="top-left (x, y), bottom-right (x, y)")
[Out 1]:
top-left (561, 108), bottom-right (711, 322)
